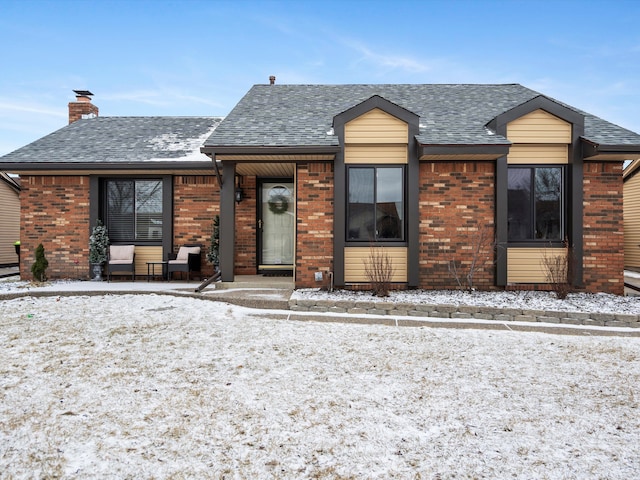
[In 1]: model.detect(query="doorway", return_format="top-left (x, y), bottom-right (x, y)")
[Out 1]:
top-left (258, 179), bottom-right (294, 274)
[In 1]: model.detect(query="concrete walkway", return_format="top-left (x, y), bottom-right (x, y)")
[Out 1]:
top-left (624, 271), bottom-right (640, 296)
top-left (1, 274), bottom-right (639, 337)
top-left (0, 266), bottom-right (18, 278)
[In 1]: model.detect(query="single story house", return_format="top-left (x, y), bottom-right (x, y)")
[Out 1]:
top-left (1, 83), bottom-right (640, 294)
top-left (0, 172), bottom-right (20, 266)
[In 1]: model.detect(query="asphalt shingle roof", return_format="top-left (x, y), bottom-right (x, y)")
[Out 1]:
top-left (204, 84), bottom-right (640, 148)
top-left (0, 116), bottom-right (222, 164)
top-left (1, 85), bottom-right (638, 168)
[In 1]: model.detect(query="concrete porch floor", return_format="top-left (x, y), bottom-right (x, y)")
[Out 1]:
top-left (214, 274), bottom-right (294, 290)
top-left (198, 274), bottom-right (294, 309)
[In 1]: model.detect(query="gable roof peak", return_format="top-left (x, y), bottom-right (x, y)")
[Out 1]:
top-left (333, 94), bottom-right (420, 127)
top-left (486, 94), bottom-right (584, 134)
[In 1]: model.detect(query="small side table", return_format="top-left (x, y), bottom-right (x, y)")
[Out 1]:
top-left (147, 261), bottom-right (168, 281)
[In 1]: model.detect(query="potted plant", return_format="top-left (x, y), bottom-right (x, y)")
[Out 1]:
top-left (89, 219), bottom-right (109, 281)
top-left (206, 215), bottom-right (220, 271)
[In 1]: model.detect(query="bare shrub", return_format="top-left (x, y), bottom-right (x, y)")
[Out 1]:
top-left (364, 246), bottom-right (395, 297)
top-left (448, 226), bottom-right (495, 292)
top-left (542, 240), bottom-right (574, 300)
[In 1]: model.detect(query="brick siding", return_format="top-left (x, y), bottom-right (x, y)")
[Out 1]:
top-left (582, 161), bottom-right (624, 295)
top-left (234, 176), bottom-right (257, 274)
top-left (173, 175), bottom-right (220, 278)
top-left (19, 175), bottom-right (91, 280)
top-left (17, 162), bottom-right (626, 295)
top-left (68, 101), bottom-right (98, 124)
top-left (418, 161), bottom-right (496, 289)
top-left (296, 162), bottom-right (334, 288)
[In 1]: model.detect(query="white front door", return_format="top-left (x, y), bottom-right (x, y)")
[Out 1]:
top-left (259, 181), bottom-right (294, 272)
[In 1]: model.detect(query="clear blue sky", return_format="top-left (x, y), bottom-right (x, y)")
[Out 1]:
top-left (1, 0), bottom-right (639, 156)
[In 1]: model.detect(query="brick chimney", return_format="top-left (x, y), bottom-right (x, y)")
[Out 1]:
top-left (68, 90), bottom-right (98, 124)
top-left (269, 75), bottom-right (276, 85)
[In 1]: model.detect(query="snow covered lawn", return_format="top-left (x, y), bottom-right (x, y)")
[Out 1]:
top-left (1, 294), bottom-right (639, 478)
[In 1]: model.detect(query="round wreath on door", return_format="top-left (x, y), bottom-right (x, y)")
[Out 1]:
top-left (267, 185), bottom-right (291, 215)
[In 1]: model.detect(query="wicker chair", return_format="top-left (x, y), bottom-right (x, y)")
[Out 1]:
top-left (107, 245), bottom-right (135, 281)
top-left (167, 244), bottom-right (201, 281)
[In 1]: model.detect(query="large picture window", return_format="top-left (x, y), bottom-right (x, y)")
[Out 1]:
top-left (105, 179), bottom-right (163, 242)
top-left (508, 166), bottom-right (564, 241)
top-left (347, 166), bottom-right (404, 241)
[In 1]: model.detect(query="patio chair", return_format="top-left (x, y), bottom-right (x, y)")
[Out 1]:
top-left (107, 245), bottom-right (135, 281)
top-left (167, 244), bottom-right (202, 281)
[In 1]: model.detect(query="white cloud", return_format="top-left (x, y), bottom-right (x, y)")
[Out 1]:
top-left (102, 87), bottom-right (225, 112)
top-left (345, 39), bottom-right (431, 74)
top-left (0, 97), bottom-right (67, 156)
top-left (0, 99), bottom-right (65, 118)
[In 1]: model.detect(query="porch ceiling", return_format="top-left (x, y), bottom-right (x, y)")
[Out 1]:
top-left (236, 162), bottom-right (294, 177)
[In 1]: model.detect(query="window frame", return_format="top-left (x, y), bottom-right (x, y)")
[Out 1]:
top-left (101, 177), bottom-right (167, 245)
top-left (346, 164), bottom-right (406, 244)
top-left (507, 164), bottom-right (566, 245)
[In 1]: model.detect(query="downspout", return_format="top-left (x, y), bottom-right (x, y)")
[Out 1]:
top-left (212, 154), bottom-right (223, 189)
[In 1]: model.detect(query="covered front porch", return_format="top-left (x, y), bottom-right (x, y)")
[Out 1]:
top-left (206, 153), bottom-right (337, 289)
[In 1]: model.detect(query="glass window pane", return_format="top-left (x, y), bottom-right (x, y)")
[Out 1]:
top-left (376, 168), bottom-right (403, 239)
top-left (107, 181), bottom-right (134, 242)
top-left (348, 168), bottom-right (375, 240)
top-left (105, 179), bottom-right (163, 242)
top-left (507, 168), bottom-right (532, 240)
top-left (535, 168), bottom-right (561, 240)
top-left (135, 180), bottom-right (163, 240)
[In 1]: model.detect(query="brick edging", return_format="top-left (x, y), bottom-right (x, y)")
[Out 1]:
top-left (2, 289), bottom-right (638, 331)
top-left (288, 298), bottom-right (640, 328)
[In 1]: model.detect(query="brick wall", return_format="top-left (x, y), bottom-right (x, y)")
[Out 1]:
top-left (20, 175), bottom-right (91, 280)
top-left (418, 161), bottom-right (496, 289)
top-left (234, 176), bottom-right (257, 274)
top-left (173, 175), bottom-right (220, 278)
top-left (296, 162), bottom-right (334, 288)
top-left (68, 101), bottom-right (98, 124)
top-left (582, 161), bottom-right (624, 295)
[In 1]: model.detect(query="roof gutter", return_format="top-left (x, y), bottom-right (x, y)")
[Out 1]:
top-left (211, 156), bottom-right (223, 188)
top-left (0, 173), bottom-right (20, 192)
top-left (200, 145), bottom-right (341, 155)
top-left (418, 143), bottom-right (511, 157)
top-left (0, 161), bottom-right (216, 173)
top-left (581, 138), bottom-right (640, 159)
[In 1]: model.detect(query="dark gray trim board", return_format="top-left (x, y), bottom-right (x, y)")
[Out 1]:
top-left (487, 95), bottom-right (584, 132)
top-left (219, 162), bottom-right (236, 282)
top-left (494, 95), bottom-right (585, 288)
top-left (569, 122), bottom-right (584, 288)
top-left (495, 156), bottom-right (508, 286)
top-left (332, 94), bottom-right (420, 288)
top-left (581, 140), bottom-right (640, 159)
top-left (90, 175), bottom-right (172, 265)
top-left (201, 146), bottom-right (340, 156)
top-left (332, 145), bottom-right (346, 287)
top-left (407, 118), bottom-right (420, 287)
top-left (333, 94), bottom-right (419, 127)
top-left (0, 161), bottom-right (216, 172)
top-left (419, 144), bottom-right (510, 157)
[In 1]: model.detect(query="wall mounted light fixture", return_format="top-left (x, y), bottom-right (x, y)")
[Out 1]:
top-left (235, 175), bottom-right (243, 203)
